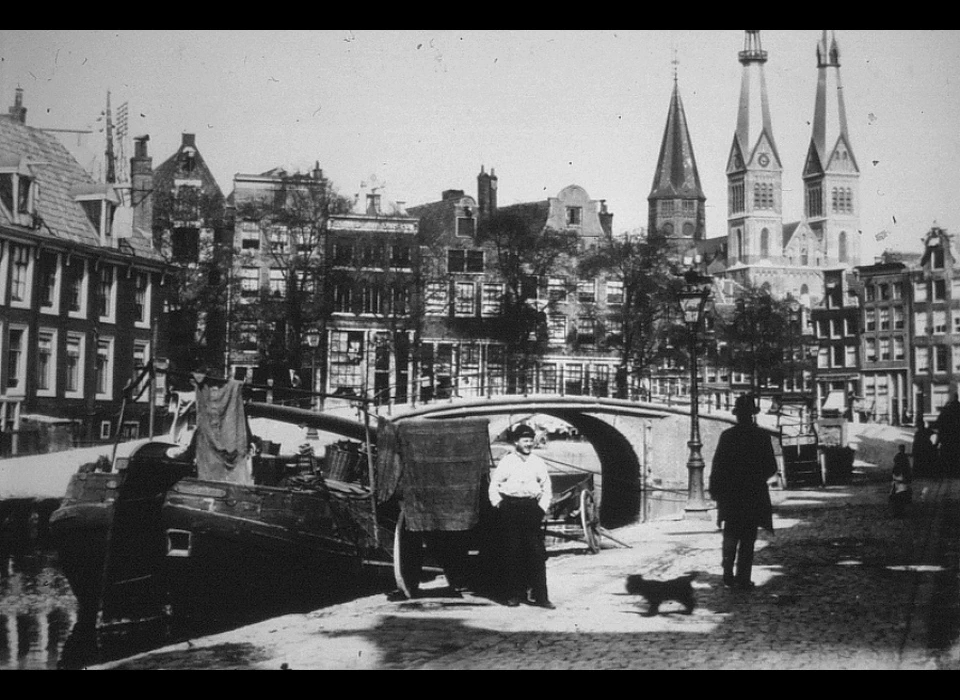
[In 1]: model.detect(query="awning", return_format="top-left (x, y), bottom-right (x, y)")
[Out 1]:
top-left (821, 391), bottom-right (846, 413)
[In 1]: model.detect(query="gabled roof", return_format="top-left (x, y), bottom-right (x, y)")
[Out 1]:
top-left (782, 221), bottom-right (802, 249)
top-left (492, 200), bottom-right (551, 232)
top-left (153, 135), bottom-right (224, 201)
top-left (0, 114), bottom-right (160, 261)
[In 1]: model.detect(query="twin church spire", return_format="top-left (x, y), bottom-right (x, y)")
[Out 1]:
top-left (649, 30), bottom-right (861, 291)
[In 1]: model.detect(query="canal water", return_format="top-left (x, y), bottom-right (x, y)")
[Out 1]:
top-left (0, 532), bottom-right (78, 670)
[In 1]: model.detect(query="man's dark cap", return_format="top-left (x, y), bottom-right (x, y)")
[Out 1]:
top-left (733, 394), bottom-right (760, 417)
top-left (512, 425), bottom-right (536, 440)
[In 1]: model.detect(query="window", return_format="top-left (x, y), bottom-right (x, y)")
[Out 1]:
top-left (425, 282), bottom-right (448, 316)
top-left (0, 165), bottom-right (38, 223)
top-left (933, 384), bottom-right (951, 412)
top-left (548, 278), bottom-right (568, 302)
top-left (5, 326), bottom-right (27, 393)
top-left (456, 216), bottom-right (476, 238)
top-left (454, 282), bottom-right (476, 317)
top-left (240, 221), bottom-right (261, 250)
top-left (65, 334), bottom-right (84, 397)
top-left (173, 184), bottom-right (201, 222)
top-left (606, 279), bottom-right (624, 304)
top-left (880, 308), bottom-right (890, 330)
top-left (236, 323), bottom-right (258, 351)
top-left (447, 249), bottom-right (484, 273)
top-left (362, 285), bottom-right (384, 315)
top-left (754, 183), bottom-right (774, 210)
top-left (95, 337), bottom-right (114, 398)
top-left (269, 268), bottom-right (285, 297)
top-left (360, 244), bottom-right (380, 268)
top-left (98, 265), bottom-right (116, 320)
top-left (577, 280), bottom-right (596, 303)
top-left (548, 315), bottom-right (567, 342)
top-left (806, 182), bottom-right (823, 218)
top-left (576, 317), bottom-right (596, 343)
top-left (914, 281), bottom-right (927, 303)
top-left (864, 309), bottom-right (876, 332)
top-left (880, 338), bottom-right (891, 361)
top-left (894, 307), bottom-right (904, 330)
top-left (895, 337), bottom-right (905, 361)
top-left (818, 348), bottom-right (829, 369)
top-left (239, 267), bottom-right (260, 296)
top-left (865, 338), bottom-right (876, 363)
top-left (934, 310), bottom-right (947, 334)
top-left (865, 285), bottom-right (876, 302)
top-left (830, 318), bottom-right (842, 338)
top-left (936, 345), bottom-right (950, 373)
top-left (566, 206), bottom-right (582, 226)
top-left (38, 251), bottom-right (59, 312)
top-left (916, 347), bottom-right (930, 373)
top-left (390, 245), bottom-right (411, 269)
top-left (332, 283), bottom-right (353, 313)
top-left (267, 227), bottom-right (287, 255)
top-left (845, 345), bottom-right (857, 367)
top-left (934, 279), bottom-right (947, 301)
top-left (892, 282), bottom-right (903, 300)
top-left (760, 228), bottom-right (770, 258)
top-left (729, 179), bottom-right (745, 214)
top-left (932, 247), bottom-right (945, 269)
top-left (328, 331), bottom-right (364, 395)
top-left (832, 345), bottom-right (844, 367)
top-left (134, 272), bottom-right (150, 326)
top-left (878, 284), bottom-right (889, 301)
top-left (333, 242), bottom-right (353, 266)
top-left (10, 244), bottom-right (31, 305)
top-left (481, 283), bottom-right (503, 316)
top-left (36, 329), bottom-right (56, 395)
top-left (838, 231), bottom-right (848, 263)
top-left (66, 258), bottom-right (87, 316)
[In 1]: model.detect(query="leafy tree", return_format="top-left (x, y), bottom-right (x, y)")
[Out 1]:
top-left (152, 188), bottom-right (231, 386)
top-left (230, 171), bottom-right (354, 403)
top-left (476, 209), bottom-right (580, 392)
top-left (714, 282), bottom-right (804, 398)
top-left (578, 230), bottom-right (682, 399)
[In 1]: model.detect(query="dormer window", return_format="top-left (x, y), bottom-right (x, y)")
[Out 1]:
top-left (566, 206), bottom-right (582, 226)
top-left (0, 155), bottom-right (39, 227)
top-left (72, 185), bottom-right (120, 246)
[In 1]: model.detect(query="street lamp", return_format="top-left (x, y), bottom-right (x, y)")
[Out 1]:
top-left (305, 329), bottom-right (321, 439)
top-left (677, 266), bottom-right (713, 518)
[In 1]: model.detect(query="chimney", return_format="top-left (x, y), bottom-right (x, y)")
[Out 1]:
top-left (131, 135), bottom-right (154, 239)
top-left (8, 87), bottom-right (26, 123)
top-left (477, 165), bottom-right (498, 217)
top-left (598, 199), bottom-right (614, 236)
top-left (181, 133), bottom-right (196, 148)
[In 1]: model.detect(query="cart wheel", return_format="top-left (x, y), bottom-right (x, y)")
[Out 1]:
top-left (580, 490), bottom-right (601, 554)
top-left (393, 511), bottom-right (424, 599)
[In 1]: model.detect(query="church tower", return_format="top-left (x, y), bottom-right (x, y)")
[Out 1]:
top-left (647, 72), bottom-right (706, 248)
top-left (726, 30), bottom-right (783, 268)
top-left (802, 30), bottom-right (861, 268)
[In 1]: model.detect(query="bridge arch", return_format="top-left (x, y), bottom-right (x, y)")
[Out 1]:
top-left (385, 395), bottom-right (744, 527)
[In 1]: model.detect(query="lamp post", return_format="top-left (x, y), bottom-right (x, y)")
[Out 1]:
top-left (677, 266), bottom-right (713, 518)
top-left (305, 329), bottom-right (321, 440)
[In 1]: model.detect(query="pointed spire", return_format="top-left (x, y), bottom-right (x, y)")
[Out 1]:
top-left (735, 30), bottom-right (777, 160)
top-left (810, 30), bottom-right (852, 165)
top-left (649, 80), bottom-right (704, 200)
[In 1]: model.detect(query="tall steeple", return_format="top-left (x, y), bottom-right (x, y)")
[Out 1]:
top-left (803, 30), bottom-right (860, 267)
top-left (648, 71), bottom-right (706, 241)
top-left (727, 30), bottom-right (783, 268)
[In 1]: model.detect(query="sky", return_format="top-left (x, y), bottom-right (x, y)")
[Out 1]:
top-left (1, 29), bottom-right (959, 262)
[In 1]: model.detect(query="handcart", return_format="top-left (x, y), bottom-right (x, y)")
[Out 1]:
top-left (542, 471), bottom-right (603, 554)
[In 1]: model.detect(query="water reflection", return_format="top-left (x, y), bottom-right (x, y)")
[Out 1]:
top-left (0, 544), bottom-right (78, 670)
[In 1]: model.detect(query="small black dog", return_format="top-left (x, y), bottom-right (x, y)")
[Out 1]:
top-left (625, 574), bottom-right (696, 616)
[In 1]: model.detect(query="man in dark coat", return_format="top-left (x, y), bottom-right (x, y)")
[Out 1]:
top-left (933, 394), bottom-right (960, 475)
top-left (911, 418), bottom-right (936, 478)
top-left (709, 394), bottom-right (778, 591)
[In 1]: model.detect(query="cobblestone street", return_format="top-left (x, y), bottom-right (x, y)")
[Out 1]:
top-left (93, 463), bottom-right (960, 670)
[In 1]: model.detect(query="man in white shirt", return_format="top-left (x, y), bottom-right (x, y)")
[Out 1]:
top-left (488, 424), bottom-right (554, 608)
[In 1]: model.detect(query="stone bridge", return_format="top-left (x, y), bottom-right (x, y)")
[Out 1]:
top-left (378, 395), bottom-right (756, 528)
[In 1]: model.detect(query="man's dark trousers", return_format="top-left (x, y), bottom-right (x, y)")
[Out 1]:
top-left (498, 496), bottom-right (548, 603)
top-left (722, 520), bottom-right (758, 584)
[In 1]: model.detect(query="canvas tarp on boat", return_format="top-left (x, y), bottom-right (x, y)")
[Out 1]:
top-left (377, 418), bottom-right (491, 532)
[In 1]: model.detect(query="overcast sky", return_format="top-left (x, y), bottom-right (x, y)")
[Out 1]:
top-left (2, 30), bottom-right (958, 262)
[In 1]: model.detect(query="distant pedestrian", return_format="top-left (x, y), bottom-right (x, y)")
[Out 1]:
top-left (709, 394), bottom-right (778, 591)
top-left (933, 394), bottom-right (960, 475)
top-left (488, 424), bottom-right (555, 608)
top-left (911, 418), bottom-right (936, 478)
top-left (890, 445), bottom-right (913, 517)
